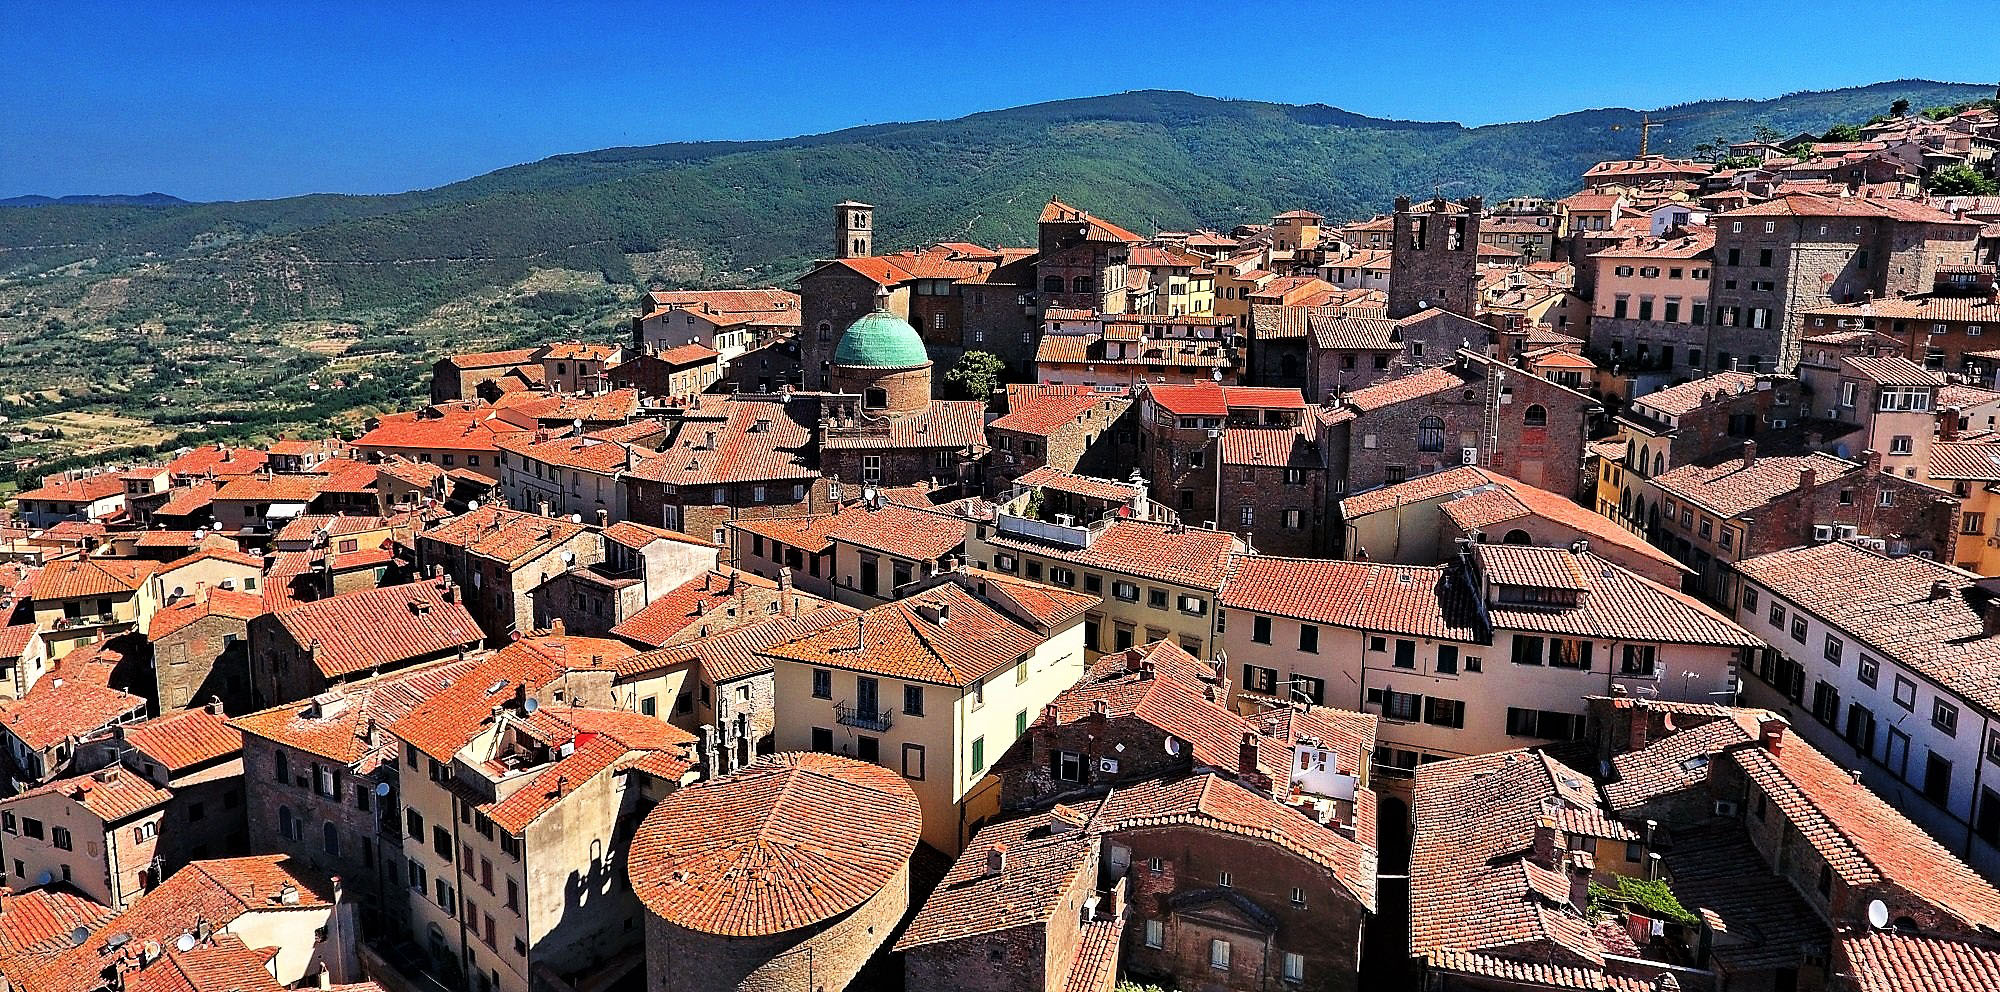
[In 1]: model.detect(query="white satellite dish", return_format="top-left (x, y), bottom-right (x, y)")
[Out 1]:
top-left (522, 697), bottom-right (539, 715)
top-left (175, 933), bottom-right (197, 953)
top-left (1867, 899), bottom-right (1891, 930)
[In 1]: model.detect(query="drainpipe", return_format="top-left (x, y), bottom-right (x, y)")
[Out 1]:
top-left (1970, 710), bottom-right (1994, 862)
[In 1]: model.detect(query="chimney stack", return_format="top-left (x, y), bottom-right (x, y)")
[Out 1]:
top-left (1567, 849), bottom-right (1593, 912)
top-left (1942, 407), bottom-right (1963, 442)
top-left (1759, 717), bottom-right (1787, 755)
top-left (986, 843), bottom-right (1009, 876)
top-left (1532, 817), bottom-right (1558, 867)
top-left (1741, 439), bottom-right (1756, 467)
top-left (1237, 731), bottom-right (1260, 780)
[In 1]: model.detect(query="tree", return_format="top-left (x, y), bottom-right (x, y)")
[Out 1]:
top-left (1821, 123), bottom-right (1862, 143)
top-left (945, 350), bottom-right (1008, 399)
top-left (1892, 98), bottom-right (1911, 118)
top-left (1927, 164), bottom-right (1999, 196)
top-left (1752, 124), bottom-right (1784, 145)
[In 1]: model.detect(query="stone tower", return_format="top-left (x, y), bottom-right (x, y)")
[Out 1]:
top-left (1387, 194), bottom-right (1484, 319)
top-left (835, 201), bottom-right (874, 259)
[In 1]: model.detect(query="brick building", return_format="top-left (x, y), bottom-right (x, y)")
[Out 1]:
top-left (1603, 370), bottom-right (1801, 532)
top-left (146, 586), bottom-right (262, 712)
top-left (603, 344), bottom-right (722, 403)
top-left (987, 385), bottom-right (1136, 491)
top-left (620, 394), bottom-right (832, 545)
top-left (414, 503), bottom-right (600, 637)
top-left (532, 520), bottom-right (719, 637)
top-left (1035, 198), bottom-right (1139, 315)
top-left (1302, 307), bottom-right (1492, 402)
top-left (1641, 446), bottom-right (1959, 604)
top-left (1799, 267), bottom-right (2000, 377)
top-left (1137, 383), bottom-right (1310, 531)
top-left (430, 348), bottom-right (540, 405)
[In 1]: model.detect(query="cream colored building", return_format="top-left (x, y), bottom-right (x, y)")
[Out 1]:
top-left (1219, 546), bottom-right (1755, 779)
top-left (765, 570), bottom-right (1095, 854)
top-left (28, 558), bottom-right (160, 660)
top-left (966, 506), bottom-right (1241, 661)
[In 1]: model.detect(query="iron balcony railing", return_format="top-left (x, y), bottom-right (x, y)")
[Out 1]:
top-left (835, 702), bottom-right (894, 732)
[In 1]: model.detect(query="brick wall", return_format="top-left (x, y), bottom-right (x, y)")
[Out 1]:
top-left (643, 862), bottom-right (907, 992)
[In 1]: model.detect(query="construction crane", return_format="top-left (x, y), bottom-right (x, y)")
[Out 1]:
top-left (1611, 110), bottom-right (1720, 157)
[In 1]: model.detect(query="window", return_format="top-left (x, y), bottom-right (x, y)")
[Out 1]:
top-left (1056, 750), bottom-right (1084, 783)
top-left (1381, 689), bottom-right (1422, 722)
top-left (971, 736), bottom-right (986, 773)
top-left (1423, 697), bottom-right (1465, 729)
top-left (1894, 675), bottom-right (1919, 711)
top-left (323, 822), bottom-right (340, 856)
top-left (1620, 645), bottom-right (1657, 677)
top-left (1790, 617), bottom-right (1808, 644)
top-left (1935, 699), bottom-right (1961, 737)
top-left (1742, 587), bottom-right (1759, 613)
top-left (1769, 603), bottom-right (1786, 627)
top-left (1858, 655), bottom-right (1879, 688)
top-left (1243, 665), bottom-right (1278, 695)
top-left (1284, 952), bottom-right (1305, 983)
top-left (1298, 624), bottom-right (1318, 653)
top-left (409, 862), bottom-right (427, 893)
top-left (1113, 581), bottom-right (1139, 602)
top-left (51, 826), bottom-right (71, 851)
top-left (811, 727), bottom-right (833, 752)
top-left (1417, 416), bottom-right (1445, 452)
top-left (1219, 870), bottom-right (1233, 887)
top-left (1967, 513), bottom-right (1987, 536)
top-left (1210, 939), bottom-right (1232, 971)
top-left (1394, 639), bottom-right (1416, 669)
top-left (1145, 920), bottom-right (1164, 949)
top-left (1926, 751), bottom-right (1955, 806)
top-left (1148, 588), bottom-right (1168, 610)
top-left (903, 684), bottom-right (924, 717)
top-left (811, 669), bottom-right (831, 699)
top-left (1252, 615), bottom-right (1272, 644)
top-left (1506, 707), bottom-right (1586, 740)
top-left (1436, 645), bottom-right (1459, 675)
top-left (1523, 404), bottom-right (1547, 427)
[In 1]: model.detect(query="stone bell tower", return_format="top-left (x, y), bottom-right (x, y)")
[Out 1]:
top-left (835, 201), bottom-right (874, 259)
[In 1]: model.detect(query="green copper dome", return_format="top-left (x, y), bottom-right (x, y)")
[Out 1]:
top-left (832, 309), bottom-right (929, 368)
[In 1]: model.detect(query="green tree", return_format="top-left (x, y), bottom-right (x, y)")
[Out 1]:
top-left (1892, 97), bottom-right (1911, 118)
top-left (1821, 123), bottom-right (1862, 142)
top-left (1927, 164), bottom-right (1999, 196)
top-left (946, 350), bottom-right (1008, 399)
top-left (1752, 124), bottom-right (1784, 145)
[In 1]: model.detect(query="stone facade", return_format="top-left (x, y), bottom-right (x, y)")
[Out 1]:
top-left (1388, 196), bottom-right (1484, 320)
top-left (643, 862), bottom-right (908, 992)
top-left (152, 611), bottom-right (253, 712)
top-left (240, 734), bottom-right (406, 931)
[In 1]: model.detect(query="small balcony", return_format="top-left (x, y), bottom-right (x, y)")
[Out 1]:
top-left (835, 702), bottom-right (894, 732)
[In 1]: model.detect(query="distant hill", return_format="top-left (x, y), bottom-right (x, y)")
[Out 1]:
top-left (0, 78), bottom-right (1988, 480)
top-left (0, 192), bottom-right (189, 207)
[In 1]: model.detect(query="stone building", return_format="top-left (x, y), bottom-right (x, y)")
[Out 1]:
top-left (1136, 382), bottom-right (1311, 531)
top-left (1302, 307), bottom-right (1491, 402)
top-left (986, 385), bottom-right (1136, 491)
top-left (0, 766), bottom-right (166, 908)
top-left (532, 520), bottom-right (719, 637)
top-left (232, 656), bottom-right (480, 933)
top-left (620, 394), bottom-right (832, 546)
top-left (1035, 198), bottom-right (1139, 315)
top-left (817, 305), bottom-right (986, 492)
top-left (414, 503), bottom-right (600, 638)
top-left (1388, 195), bottom-right (1484, 320)
top-left (1706, 194), bottom-right (1982, 374)
top-left (603, 344), bottom-right (722, 402)
top-left (1604, 370), bottom-right (1801, 532)
top-left (630, 753), bottom-right (920, 992)
top-left (431, 348), bottom-right (540, 405)
top-left (248, 579), bottom-right (485, 706)
top-left (1585, 225), bottom-right (1715, 385)
top-left (1332, 350), bottom-right (1600, 503)
top-left (147, 586), bottom-right (262, 712)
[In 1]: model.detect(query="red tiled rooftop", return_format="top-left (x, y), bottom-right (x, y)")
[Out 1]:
top-left (628, 752), bottom-right (920, 937)
top-left (120, 707), bottom-right (242, 772)
top-left (267, 581), bottom-right (485, 680)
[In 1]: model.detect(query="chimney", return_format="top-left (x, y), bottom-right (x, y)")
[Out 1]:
top-left (1798, 465), bottom-right (1816, 496)
top-left (1932, 579), bottom-right (1954, 601)
top-left (1567, 849), bottom-right (1593, 912)
top-left (1862, 449), bottom-right (1882, 475)
top-left (777, 566), bottom-right (793, 596)
top-left (1942, 407), bottom-right (1963, 442)
top-left (207, 696), bottom-right (224, 716)
top-left (595, 508), bottom-right (608, 528)
top-left (1628, 709), bottom-right (1650, 752)
top-left (1237, 731), bottom-right (1259, 779)
top-left (1091, 698), bottom-right (1110, 718)
top-left (1532, 817), bottom-right (1558, 867)
top-left (537, 499), bottom-right (551, 518)
top-left (1759, 717), bottom-right (1786, 755)
top-left (1041, 703), bottom-right (1059, 726)
top-left (986, 842), bottom-right (1009, 876)
top-left (1139, 658), bottom-right (1156, 681)
top-left (1741, 439), bottom-right (1756, 467)
top-left (550, 617), bottom-right (565, 637)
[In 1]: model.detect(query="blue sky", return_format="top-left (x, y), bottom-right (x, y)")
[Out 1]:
top-left (3, 0), bottom-right (1992, 201)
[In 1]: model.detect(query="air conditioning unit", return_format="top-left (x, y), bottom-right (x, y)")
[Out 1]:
top-left (1713, 800), bottom-right (1740, 817)
top-left (1461, 447), bottom-right (1480, 465)
top-left (1099, 757), bottom-right (1121, 774)
top-left (1813, 525), bottom-right (1834, 542)
top-left (1836, 525), bottom-right (1859, 540)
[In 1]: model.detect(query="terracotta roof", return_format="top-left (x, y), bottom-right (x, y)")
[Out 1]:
top-left (1650, 451), bottom-right (1862, 518)
top-left (444, 347), bottom-right (539, 370)
top-left (273, 513), bottom-right (389, 547)
top-left (1721, 193), bottom-right (1980, 225)
top-left (496, 431), bottom-right (630, 474)
top-left (3, 767), bottom-right (170, 823)
top-left (232, 657), bottom-right (480, 769)
top-left (420, 503), bottom-right (588, 563)
top-left (1475, 545), bottom-right (1755, 646)
top-left (211, 474), bottom-right (326, 503)
top-left (15, 856), bottom-right (331, 992)
top-left (350, 407), bottom-right (527, 452)
top-left (986, 518), bottom-right (1242, 589)
top-left (537, 340), bottom-right (620, 362)
top-left (32, 558), bottom-right (155, 600)
top-left (989, 392), bottom-right (1111, 435)
top-left (1837, 930), bottom-right (2000, 992)
top-left (602, 520), bottom-right (712, 550)
top-left (760, 581), bottom-right (1088, 686)
top-left (1222, 556), bottom-right (1477, 641)
top-left (821, 399), bottom-right (985, 452)
top-left (1013, 466), bottom-right (1141, 503)
top-left (1930, 440), bottom-right (2000, 481)
top-left (1343, 366), bottom-right (1470, 412)
top-left (1736, 542), bottom-right (2000, 712)
top-left (628, 752), bottom-right (920, 937)
top-left (122, 933), bottom-right (285, 992)
top-left (623, 606), bottom-right (857, 684)
top-left (895, 804), bottom-right (1097, 952)
top-left (480, 706), bottom-right (694, 833)
top-left (267, 581), bottom-right (484, 680)
top-left (1803, 292), bottom-right (2000, 325)
top-left (1221, 423), bottom-right (1320, 469)
top-left (154, 482), bottom-right (220, 517)
top-left (14, 475), bottom-right (124, 504)
top-left (625, 398), bottom-right (818, 486)
top-left (1628, 370), bottom-right (1759, 419)
top-left (1038, 199), bottom-right (1141, 243)
top-left (0, 887), bottom-right (113, 967)
top-left (389, 632), bottom-right (632, 761)
top-left (121, 707), bottom-right (242, 772)
top-left (0, 625), bottom-right (36, 661)
top-left (608, 569), bottom-right (792, 648)
top-left (0, 678), bottom-right (144, 751)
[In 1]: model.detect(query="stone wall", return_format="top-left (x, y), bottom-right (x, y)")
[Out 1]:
top-left (643, 862), bottom-right (907, 992)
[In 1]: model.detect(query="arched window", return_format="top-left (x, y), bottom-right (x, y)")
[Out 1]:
top-left (1635, 446), bottom-right (1650, 476)
top-left (852, 238), bottom-right (866, 255)
top-left (1620, 488), bottom-right (1632, 516)
top-left (816, 321), bottom-right (832, 342)
top-left (1072, 275), bottom-right (1094, 294)
top-left (1503, 529), bottom-right (1533, 544)
top-left (1042, 275), bottom-right (1064, 294)
top-left (1523, 404), bottom-right (1548, 427)
top-left (1417, 416), bottom-right (1446, 453)
top-left (277, 805), bottom-right (293, 840)
top-left (1653, 452), bottom-right (1665, 476)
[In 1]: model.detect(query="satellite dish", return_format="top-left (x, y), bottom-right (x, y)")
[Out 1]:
top-left (36, 871), bottom-right (51, 886)
top-left (175, 933), bottom-right (197, 953)
top-left (1867, 899), bottom-right (1891, 930)
top-left (568, 514), bottom-right (583, 524)
top-left (522, 697), bottom-right (539, 715)
top-left (374, 782), bottom-right (392, 797)
top-left (69, 927), bottom-right (89, 948)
